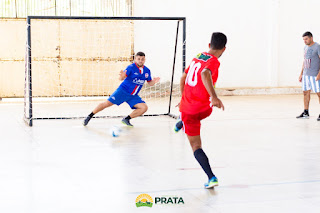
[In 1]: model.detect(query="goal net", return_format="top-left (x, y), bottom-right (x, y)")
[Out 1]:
top-left (24, 16), bottom-right (186, 126)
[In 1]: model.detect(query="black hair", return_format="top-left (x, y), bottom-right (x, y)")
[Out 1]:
top-left (136, 52), bottom-right (145, 57)
top-left (302, 31), bottom-right (313, 37)
top-left (210, 32), bottom-right (227, 50)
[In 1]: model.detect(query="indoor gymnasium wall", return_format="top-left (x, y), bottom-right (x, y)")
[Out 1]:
top-left (134, 0), bottom-right (320, 89)
top-left (2, 0), bottom-right (320, 98)
top-left (0, 19), bottom-right (25, 97)
top-left (0, 19), bottom-right (133, 98)
top-left (0, 0), bottom-right (133, 98)
top-left (277, 0), bottom-right (320, 87)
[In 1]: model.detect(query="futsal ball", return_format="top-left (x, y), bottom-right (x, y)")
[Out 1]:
top-left (109, 126), bottom-right (121, 137)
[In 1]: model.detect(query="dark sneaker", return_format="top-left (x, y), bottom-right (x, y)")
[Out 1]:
top-left (121, 118), bottom-right (133, 127)
top-left (317, 114), bottom-right (320, 121)
top-left (174, 119), bottom-right (183, 133)
top-left (83, 116), bottom-right (92, 126)
top-left (296, 112), bottom-right (309, 119)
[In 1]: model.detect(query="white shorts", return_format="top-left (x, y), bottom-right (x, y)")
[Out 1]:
top-left (302, 75), bottom-right (320, 93)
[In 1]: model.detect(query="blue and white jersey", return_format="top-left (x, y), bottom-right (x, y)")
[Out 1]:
top-left (119, 63), bottom-right (152, 95)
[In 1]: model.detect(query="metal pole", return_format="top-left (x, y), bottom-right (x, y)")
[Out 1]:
top-left (168, 21), bottom-right (180, 115)
top-left (182, 18), bottom-right (186, 73)
top-left (27, 17), bottom-right (33, 126)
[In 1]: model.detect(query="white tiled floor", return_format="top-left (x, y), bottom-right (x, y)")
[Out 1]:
top-left (1, 95), bottom-right (320, 213)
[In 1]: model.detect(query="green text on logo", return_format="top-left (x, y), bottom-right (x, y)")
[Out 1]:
top-left (155, 196), bottom-right (184, 205)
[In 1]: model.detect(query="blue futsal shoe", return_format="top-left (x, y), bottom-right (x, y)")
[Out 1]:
top-left (174, 119), bottom-right (183, 133)
top-left (205, 176), bottom-right (219, 189)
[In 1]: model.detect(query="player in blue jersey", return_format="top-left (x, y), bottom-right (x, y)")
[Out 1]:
top-left (83, 52), bottom-right (160, 127)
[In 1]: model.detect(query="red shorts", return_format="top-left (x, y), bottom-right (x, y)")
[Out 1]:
top-left (180, 108), bottom-right (212, 136)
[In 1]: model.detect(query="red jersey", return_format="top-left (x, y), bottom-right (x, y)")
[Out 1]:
top-left (179, 52), bottom-right (220, 114)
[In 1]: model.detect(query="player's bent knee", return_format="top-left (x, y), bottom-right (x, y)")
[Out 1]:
top-left (135, 103), bottom-right (148, 112)
top-left (142, 104), bottom-right (148, 112)
top-left (191, 144), bottom-right (201, 152)
top-left (303, 90), bottom-right (311, 95)
top-left (188, 137), bottom-right (201, 151)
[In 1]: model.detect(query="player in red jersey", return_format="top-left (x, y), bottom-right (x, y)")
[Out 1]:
top-left (174, 32), bottom-right (227, 188)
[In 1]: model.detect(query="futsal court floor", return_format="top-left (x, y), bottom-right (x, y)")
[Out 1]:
top-left (1, 94), bottom-right (320, 213)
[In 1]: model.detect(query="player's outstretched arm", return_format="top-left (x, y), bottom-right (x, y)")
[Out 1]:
top-left (119, 70), bottom-right (127, 81)
top-left (201, 69), bottom-right (224, 110)
top-left (147, 77), bottom-right (160, 86)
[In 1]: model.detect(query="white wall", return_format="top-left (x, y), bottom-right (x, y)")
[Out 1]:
top-left (1, 0), bottom-right (319, 98)
top-left (134, 0), bottom-right (320, 88)
top-left (278, 0), bottom-right (320, 87)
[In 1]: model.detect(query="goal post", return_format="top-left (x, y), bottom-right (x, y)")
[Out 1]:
top-left (24, 16), bottom-right (186, 126)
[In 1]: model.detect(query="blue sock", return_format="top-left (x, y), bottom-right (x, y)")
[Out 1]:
top-left (194, 148), bottom-right (215, 180)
